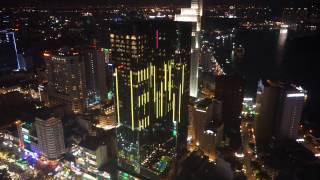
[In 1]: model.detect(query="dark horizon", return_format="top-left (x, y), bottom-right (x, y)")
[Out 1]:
top-left (1, 0), bottom-right (320, 179)
top-left (0, 0), bottom-right (315, 8)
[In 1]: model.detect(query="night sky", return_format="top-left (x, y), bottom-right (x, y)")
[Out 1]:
top-left (0, 0), bottom-right (314, 7)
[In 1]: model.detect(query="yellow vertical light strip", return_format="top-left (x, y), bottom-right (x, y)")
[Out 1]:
top-left (142, 120), bottom-right (144, 130)
top-left (172, 93), bottom-right (175, 122)
top-left (161, 81), bottom-right (163, 117)
top-left (138, 95), bottom-right (140, 107)
top-left (164, 63), bottom-right (167, 91)
top-left (179, 84), bottom-right (182, 122)
top-left (141, 119), bottom-right (144, 129)
top-left (159, 91), bottom-right (161, 118)
top-left (147, 116), bottom-right (150, 126)
top-left (144, 69), bottom-right (146, 81)
top-left (138, 71), bottom-right (140, 83)
top-left (168, 63), bottom-right (172, 101)
top-left (144, 118), bottom-right (147, 128)
top-left (147, 91), bottom-right (149, 102)
top-left (158, 90), bottom-right (162, 117)
top-left (141, 93), bottom-right (143, 105)
top-left (139, 120), bottom-right (141, 130)
top-left (154, 67), bottom-right (156, 101)
top-left (150, 65), bottom-right (152, 87)
top-left (115, 68), bottom-right (120, 125)
top-left (182, 64), bottom-right (185, 94)
top-left (130, 70), bottom-right (134, 130)
top-left (147, 66), bottom-right (149, 79)
top-left (156, 92), bottom-right (158, 118)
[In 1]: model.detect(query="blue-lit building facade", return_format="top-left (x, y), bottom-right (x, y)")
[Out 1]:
top-left (17, 114), bottom-right (65, 160)
top-left (17, 121), bottom-right (40, 157)
top-left (82, 47), bottom-right (109, 106)
top-left (0, 30), bottom-right (20, 71)
top-left (111, 20), bottom-right (191, 178)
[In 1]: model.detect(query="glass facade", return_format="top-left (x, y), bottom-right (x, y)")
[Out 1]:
top-left (111, 20), bottom-right (191, 178)
top-left (175, 0), bottom-right (203, 98)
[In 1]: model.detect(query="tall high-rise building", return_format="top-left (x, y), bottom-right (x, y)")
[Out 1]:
top-left (278, 91), bottom-right (305, 140)
top-left (215, 74), bottom-right (244, 149)
top-left (44, 49), bottom-right (86, 113)
top-left (255, 82), bottom-right (306, 146)
top-left (0, 30), bottom-right (20, 71)
top-left (175, 0), bottom-right (203, 98)
top-left (255, 86), bottom-right (280, 146)
top-left (111, 20), bottom-right (191, 178)
top-left (35, 115), bottom-right (65, 160)
top-left (82, 47), bottom-right (108, 106)
top-left (188, 98), bottom-right (223, 161)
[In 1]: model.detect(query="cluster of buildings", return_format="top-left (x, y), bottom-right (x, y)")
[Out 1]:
top-left (255, 81), bottom-right (306, 147)
top-left (0, 0), bottom-right (314, 179)
top-left (42, 46), bottom-right (110, 113)
top-left (17, 113), bottom-right (65, 160)
top-left (5, 0), bottom-right (207, 179)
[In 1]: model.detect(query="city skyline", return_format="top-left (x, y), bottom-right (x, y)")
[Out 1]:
top-left (1, 0), bottom-right (320, 179)
top-left (0, 0), bottom-right (315, 6)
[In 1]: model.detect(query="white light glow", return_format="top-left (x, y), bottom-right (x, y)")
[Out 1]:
top-left (296, 138), bottom-right (305, 143)
top-left (180, 8), bottom-right (197, 15)
top-left (187, 136), bottom-right (192, 142)
top-left (287, 93), bottom-right (305, 97)
top-left (235, 152), bottom-right (244, 158)
top-left (195, 109), bottom-right (206, 113)
top-left (296, 86), bottom-right (304, 91)
top-left (205, 130), bottom-right (214, 135)
top-left (243, 97), bottom-right (253, 101)
top-left (280, 28), bottom-right (288, 34)
top-left (174, 15), bottom-right (197, 22)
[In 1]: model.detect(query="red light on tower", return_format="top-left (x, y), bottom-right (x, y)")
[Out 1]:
top-left (156, 30), bottom-right (159, 49)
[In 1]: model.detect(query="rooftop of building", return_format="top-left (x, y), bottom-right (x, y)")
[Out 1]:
top-left (43, 47), bottom-right (80, 58)
top-left (205, 119), bottom-right (223, 132)
top-left (79, 136), bottom-right (105, 151)
top-left (35, 108), bottom-right (56, 120)
top-left (109, 19), bottom-right (191, 35)
top-left (0, 72), bottom-right (37, 88)
top-left (194, 98), bottom-right (213, 109)
top-left (0, 91), bottom-right (39, 127)
top-left (262, 80), bottom-right (307, 94)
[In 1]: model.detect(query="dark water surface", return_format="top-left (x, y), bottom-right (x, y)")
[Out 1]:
top-left (234, 29), bottom-right (320, 127)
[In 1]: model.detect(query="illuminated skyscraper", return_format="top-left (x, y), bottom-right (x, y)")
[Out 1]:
top-left (188, 98), bottom-right (223, 161)
top-left (175, 0), bottom-right (203, 98)
top-left (83, 47), bottom-right (108, 106)
top-left (35, 115), bottom-right (65, 160)
top-left (111, 20), bottom-right (191, 178)
top-left (44, 49), bottom-right (86, 114)
top-left (255, 82), bottom-right (306, 146)
top-left (278, 91), bottom-right (305, 140)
